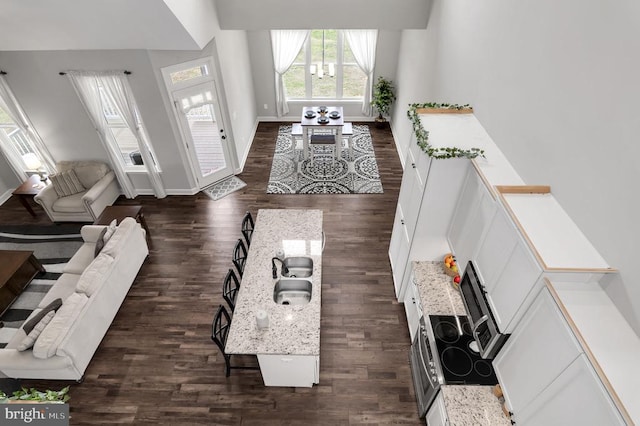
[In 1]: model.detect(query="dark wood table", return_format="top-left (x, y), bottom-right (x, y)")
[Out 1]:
top-left (93, 205), bottom-right (150, 238)
top-left (12, 175), bottom-right (49, 217)
top-left (0, 250), bottom-right (45, 316)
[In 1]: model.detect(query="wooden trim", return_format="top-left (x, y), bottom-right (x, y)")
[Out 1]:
top-left (415, 107), bottom-right (474, 114)
top-left (543, 266), bottom-right (618, 273)
top-left (496, 185), bottom-right (551, 194)
top-left (545, 280), bottom-right (634, 425)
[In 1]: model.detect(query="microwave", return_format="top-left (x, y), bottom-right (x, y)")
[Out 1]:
top-left (458, 261), bottom-right (509, 359)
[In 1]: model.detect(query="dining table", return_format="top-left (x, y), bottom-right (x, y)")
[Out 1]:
top-left (300, 106), bottom-right (344, 160)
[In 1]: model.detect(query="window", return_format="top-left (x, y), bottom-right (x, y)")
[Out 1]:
top-left (0, 108), bottom-right (35, 168)
top-left (169, 64), bottom-right (209, 85)
top-left (98, 85), bottom-right (158, 171)
top-left (283, 30), bottom-right (368, 100)
top-left (0, 76), bottom-right (56, 178)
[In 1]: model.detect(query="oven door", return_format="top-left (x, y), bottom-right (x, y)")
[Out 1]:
top-left (409, 317), bottom-right (440, 418)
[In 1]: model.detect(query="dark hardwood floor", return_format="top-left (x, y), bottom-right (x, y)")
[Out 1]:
top-left (0, 122), bottom-right (420, 425)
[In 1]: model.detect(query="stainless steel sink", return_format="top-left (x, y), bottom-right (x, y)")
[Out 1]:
top-left (281, 257), bottom-right (314, 278)
top-left (273, 278), bottom-right (312, 305)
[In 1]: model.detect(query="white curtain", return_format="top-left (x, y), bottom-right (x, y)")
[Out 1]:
top-left (101, 75), bottom-right (166, 198)
top-left (0, 74), bottom-right (57, 175)
top-left (270, 30), bottom-right (309, 117)
top-left (67, 71), bottom-right (136, 198)
top-left (343, 30), bottom-right (378, 116)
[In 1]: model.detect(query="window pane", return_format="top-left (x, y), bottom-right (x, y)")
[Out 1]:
top-left (170, 65), bottom-right (208, 84)
top-left (343, 65), bottom-right (367, 98)
top-left (0, 106), bottom-right (12, 125)
top-left (311, 30), bottom-right (337, 98)
top-left (283, 65), bottom-right (305, 99)
top-left (109, 127), bottom-right (142, 167)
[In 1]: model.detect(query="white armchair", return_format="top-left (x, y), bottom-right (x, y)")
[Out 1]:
top-left (35, 161), bottom-right (121, 222)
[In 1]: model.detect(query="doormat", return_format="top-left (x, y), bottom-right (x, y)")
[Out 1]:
top-left (201, 176), bottom-right (247, 201)
top-left (266, 124), bottom-right (383, 194)
top-left (0, 225), bottom-right (83, 348)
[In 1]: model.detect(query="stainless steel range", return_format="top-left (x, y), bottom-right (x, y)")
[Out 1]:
top-left (409, 314), bottom-right (499, 418)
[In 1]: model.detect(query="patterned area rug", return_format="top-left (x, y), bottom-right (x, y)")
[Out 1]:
top-left (267, 124), bottom-right (383, 194)
top-left (0, 224), bottom-right (83, 348)
top-left (201, 176), bottom-right (247, 201)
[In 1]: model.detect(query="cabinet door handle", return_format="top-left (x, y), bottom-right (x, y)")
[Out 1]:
top-left (412, 297), bottom-right (415, 304)
top-left (400, 219), bottom-right (405, 225)
top-left (411, 163), bottom-right (416, 169)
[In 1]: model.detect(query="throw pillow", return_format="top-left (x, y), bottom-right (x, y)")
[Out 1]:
top-left (49, 169), bottom-right (86, 197)
top-left (94, 227), bottom-right (108, 257)
top-left (103, 219), bottom-right (117, 243)
top-left (21, 298), bottom-right (63, 334)
top-left (17, 310), bottom-right (56, 351)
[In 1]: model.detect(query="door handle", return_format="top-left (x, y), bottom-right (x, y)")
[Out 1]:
top-left (472, 315), bottom-right (488, 345)
top-left (221, 136), bottom-right (226, 139)
top-left (411, 163), bottom-right (416, 169)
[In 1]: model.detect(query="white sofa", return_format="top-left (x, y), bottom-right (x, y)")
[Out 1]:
top-left (0, 217), bottom-right (148, 380)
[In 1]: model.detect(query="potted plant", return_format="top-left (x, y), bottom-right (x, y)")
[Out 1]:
top-left (371, 77), bottom-right (396, 128)
top-left (0, 386), bottom-right (70, 404)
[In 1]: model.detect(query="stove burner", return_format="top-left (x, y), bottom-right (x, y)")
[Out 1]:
top-left (474, 360), bottom-right (494, 378)
top-left (434, 321), bottom-right (462, 343)
top-left (440, 346), bottom-right (473, 377)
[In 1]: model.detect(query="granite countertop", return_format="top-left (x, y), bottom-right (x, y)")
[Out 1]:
top-left (441, 386), bottom-right (510, 426)
top-left (412, 260), bottom-right (466, 316)
top-left (225, 209), bottom-right (323, 356)
top-left (413, 261), bottom-right (508, 425)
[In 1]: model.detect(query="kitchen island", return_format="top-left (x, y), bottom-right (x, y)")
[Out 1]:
top-left (225, 209), bottom-right (323, 387)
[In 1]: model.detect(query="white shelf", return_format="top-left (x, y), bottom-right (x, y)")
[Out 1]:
top-left (501, 192), bottom-right (611, 270)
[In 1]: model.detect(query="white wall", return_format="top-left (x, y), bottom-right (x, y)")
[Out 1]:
top-left (0, 49), bottom-right (192, 194)
top-left (215, 0), bottom-right (432, 30)
top-left (248, 30), bottom-right (402, 120)
top-left (394, 0), bottom-right (640, 333)
top-left (0, 30), bottom-right (257, 196)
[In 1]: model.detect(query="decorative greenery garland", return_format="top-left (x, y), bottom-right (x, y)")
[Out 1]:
top-left (407, 102), bottom-right (485, 159)
top-left (0, 386), bottom-right (70, 403)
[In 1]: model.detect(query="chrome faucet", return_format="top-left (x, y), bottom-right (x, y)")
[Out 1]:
top-left (271, 257), bottom-right (289, 279)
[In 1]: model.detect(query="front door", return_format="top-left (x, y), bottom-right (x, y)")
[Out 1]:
top-left (172, 82), bottom-right (233, 188)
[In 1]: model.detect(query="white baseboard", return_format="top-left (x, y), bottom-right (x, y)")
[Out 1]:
top-left (0, 189), bottom-right (13, 206)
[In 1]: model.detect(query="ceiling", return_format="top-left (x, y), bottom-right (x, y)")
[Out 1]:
top-left (0, 0), bottom-right (217, 51)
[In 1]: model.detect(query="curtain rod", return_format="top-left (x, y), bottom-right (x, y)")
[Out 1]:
top-left (58, 70), bottom-right (132, 76)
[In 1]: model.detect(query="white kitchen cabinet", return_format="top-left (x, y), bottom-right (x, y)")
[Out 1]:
top-left (494, 287), bottom-right (583, 419)
top-left (408, 133), bottom-right (430, 189)
top-left (516, 354), bottom-right (624, 425)
top-left (486, 238), bottom-right (542, 333)
top-left (447, 165), bottom-right (497, 273)
top-left (389, 204), bottom-right (411, 299)
top-left (403, 270), bottom-right (423, 341)
top-left (398, 148), bottom-right (425, 240)
top-left (257, 354), bottom-right (319, 387)
top-left (473, 207), bottom-right (518, 288)
top-left (425, 392), bottom-right (448, 426)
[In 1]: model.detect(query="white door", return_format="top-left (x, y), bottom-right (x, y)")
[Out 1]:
top-left (172, 82), bottom-right (233, 188)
